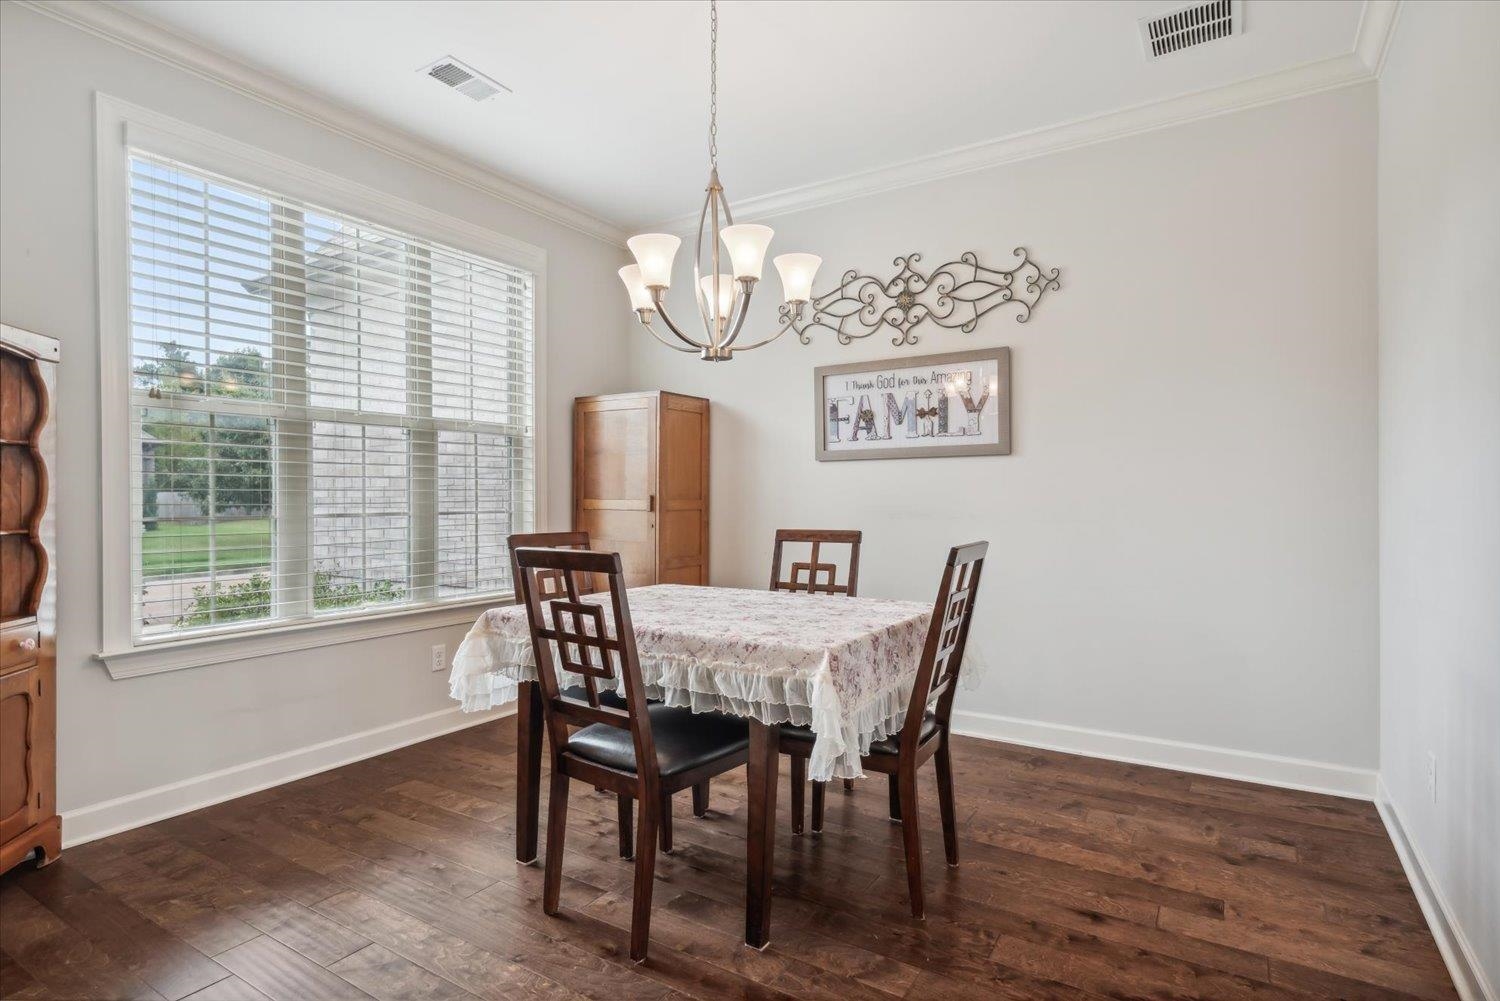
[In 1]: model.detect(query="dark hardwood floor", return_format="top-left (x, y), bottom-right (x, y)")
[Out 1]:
top-left (0, 720), bottom-right (1458, 1001)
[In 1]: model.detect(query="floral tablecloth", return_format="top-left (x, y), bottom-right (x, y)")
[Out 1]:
top-left (449, 583), bottom-right (976, 781)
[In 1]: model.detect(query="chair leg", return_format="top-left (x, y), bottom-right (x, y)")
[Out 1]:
top-left (617, 794), bottom-right (633, 859)
top-left (888, 773), bottom-right (902, 821)
top-left (630, 793), bottom-right (661, 963)
top-left (935, 739), bottom-right (959, 867)
top-left (543, 770), bottom-right (569, 916)
top-left (515, 682), bottom-right (543, 865)
top-left (811, 781), bottom-right (825, 833)
top-left (692, 780), bottom-right (710, 818)
top-left (843, 778), bottom-right (855, 793)
top-left (897, 768), bottom-right (924, 918)
top-left (790, 756), bottom-right (806, 835)
top-left (658, 793), bottom-right (673, 854)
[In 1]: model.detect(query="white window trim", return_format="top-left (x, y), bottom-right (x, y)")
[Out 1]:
top-left (93, 94), bottom-right (548, 679)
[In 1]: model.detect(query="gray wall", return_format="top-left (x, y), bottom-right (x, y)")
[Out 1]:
top-left (1377, 2), bottom-right (1500, 993)
top-left (628, 84), bottom-right (1380, 778)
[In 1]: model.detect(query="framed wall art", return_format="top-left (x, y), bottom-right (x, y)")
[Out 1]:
top-left (814, 347), bottom-right (1011, 461)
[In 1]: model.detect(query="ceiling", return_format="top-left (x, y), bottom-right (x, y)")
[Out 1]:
top-left (114, 0), bottom-right (1370, 231)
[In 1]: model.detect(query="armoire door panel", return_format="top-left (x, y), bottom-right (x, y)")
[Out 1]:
top-left (577, 404), bottom-right (653, 504)
top-left (661, 407), bottom-right (705, 503)
top-left (575, 395), bottom-right (658, 587)
top-left (658, 395), bottom-right (708, 585)
top-left (576, 513), bottom-right (654, 582)
top-left (659, 509), bottom-right (703, 564)
top-left (577, 509), bottom-right (656, 589)
top-left (579, 508), bottom-right (653, 543)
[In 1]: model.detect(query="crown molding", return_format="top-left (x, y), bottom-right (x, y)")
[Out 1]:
top-left (1355, 0), bottom-right (1403, 77)
top-left (15, 0), bottom-right (628, 247)
top-left (19, 0), bottom-right (1400, 246)
top-left (646, 8), bottom-right (1399, 233)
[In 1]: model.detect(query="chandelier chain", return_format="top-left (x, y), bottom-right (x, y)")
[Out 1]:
top-left (708, 0), bottom-right (718, 167)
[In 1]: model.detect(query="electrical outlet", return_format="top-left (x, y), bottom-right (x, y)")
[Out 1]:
top-left (1426, 751), bottom-right (1437, 804)
top-left (431, 643), bottom-right (447, 673)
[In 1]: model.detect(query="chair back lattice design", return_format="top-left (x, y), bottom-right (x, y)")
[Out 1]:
top-left (769, 529), bottom-right (863, 597)
top-left (514, 547), bottom-right (658, 767)
top-left (905, 542), bottom-right (988, 738)
top-left (508, 531), bottom-right (596, 604)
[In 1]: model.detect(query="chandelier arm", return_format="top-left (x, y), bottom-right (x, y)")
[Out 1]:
top-left (650, 288), bottom-right (710, 350)
top-left (716, 181), bottom-right (734, 227)
top-left (640, 319), bottom-right (700, 353)
top-left (693, 172), bottom-right (738, 346)
top-left (726, 315), bottom-right (799, 352)
top-left (709, 179), bottom-right (723, 347)
top-left (692, 182), bottom-right (714, 335)
top-left (719, 281), bottom-right (755, 348)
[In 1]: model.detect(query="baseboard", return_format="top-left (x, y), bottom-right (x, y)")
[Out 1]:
top-left (950, 709), bottom-right (1377, 800)
top-left (1376, 777), bottom-right (1496, 1001)
top-left (61, 703), bottom-right (516, 848)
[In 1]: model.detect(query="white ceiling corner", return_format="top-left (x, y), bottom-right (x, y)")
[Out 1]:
top-left (17, 0), bottom-right (629, 245)
top-left (24, 0), bottom-right (1396, 240)
top-left (1355, 0), bottom-right (1403, 77)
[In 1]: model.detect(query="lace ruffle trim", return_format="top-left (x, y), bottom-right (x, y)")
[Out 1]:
top-left (449, 632), bottom-right (980, 781)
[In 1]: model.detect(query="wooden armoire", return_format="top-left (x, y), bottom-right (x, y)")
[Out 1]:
top-left (1, 324), bottom-right (60, 875)
top-left (573, 391), bottom-right (708, 588)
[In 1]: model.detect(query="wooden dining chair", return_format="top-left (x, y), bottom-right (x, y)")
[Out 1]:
top-left (778, 541), bottom-right (987, 917)
top-left (769, 528), bottom-right (862, 596)
top-left (515, 546), bottom-right (750, 962)
top-left (508, 531), bottom-right (597, 601)
top-left (507, 532), bottom-right (716, 852)
top-left (770, 528), bottom-right (863, 831)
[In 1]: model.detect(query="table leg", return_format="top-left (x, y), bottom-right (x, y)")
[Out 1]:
top-left (516, 680), bottom-right (544, 864)
top-left (745, 719), bottom-right (778, 949)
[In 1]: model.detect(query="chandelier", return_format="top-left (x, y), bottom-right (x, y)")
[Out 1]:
top-left (617, 0), bottom-right (821, 362)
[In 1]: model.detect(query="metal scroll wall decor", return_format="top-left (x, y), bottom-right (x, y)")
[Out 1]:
top-left (777, 247), bottom-right (1062, 347)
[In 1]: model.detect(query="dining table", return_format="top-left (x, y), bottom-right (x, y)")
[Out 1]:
top-left (448, 582), bottom-right (969, 948)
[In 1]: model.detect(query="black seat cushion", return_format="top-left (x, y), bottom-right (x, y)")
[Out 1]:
top-left (779, 712), bottom-right (940, 757)
top-left (567, 704), bottom-right (749, 778)
top-left (560, 684), bottom-right (627, 710)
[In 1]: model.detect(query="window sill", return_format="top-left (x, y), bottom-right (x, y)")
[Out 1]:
top-left (95, 595), bottom-right (515, 680)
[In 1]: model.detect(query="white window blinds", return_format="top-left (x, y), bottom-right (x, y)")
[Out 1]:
top-left (127, 151), bottom-right (536, 640)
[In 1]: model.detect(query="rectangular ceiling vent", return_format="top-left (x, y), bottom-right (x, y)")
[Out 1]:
top-left (420, 56), bottom-right (510, 102)
top-left (1139, 0), bottom-right (1242, 60)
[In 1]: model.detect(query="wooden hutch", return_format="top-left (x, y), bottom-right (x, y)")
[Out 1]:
top-left (1, 323), bottom-right (60, 874)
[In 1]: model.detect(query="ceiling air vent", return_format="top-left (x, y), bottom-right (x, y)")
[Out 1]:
top-left (1139, 0), bottom-right (1242, 59)
top-left (420, 56), bottom-right (510, 102)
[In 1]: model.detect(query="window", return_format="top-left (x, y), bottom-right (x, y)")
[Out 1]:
top-left (125, 151), bottom-right (536, 643)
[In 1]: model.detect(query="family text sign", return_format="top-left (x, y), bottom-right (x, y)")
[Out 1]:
top-left (814, 347), bottom-right (1011, 461)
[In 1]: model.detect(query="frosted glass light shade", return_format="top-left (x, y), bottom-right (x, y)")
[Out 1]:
top-left (720, 223), bottom-right (774, 280)
top-left (627, 233), bottom-right (681, 288)
top-left (697, 274), bottom-right (736, 321)
top-left (774, 253), bottom-right (821, 303)
top-left (618, 265), bottom-right (654, 311)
